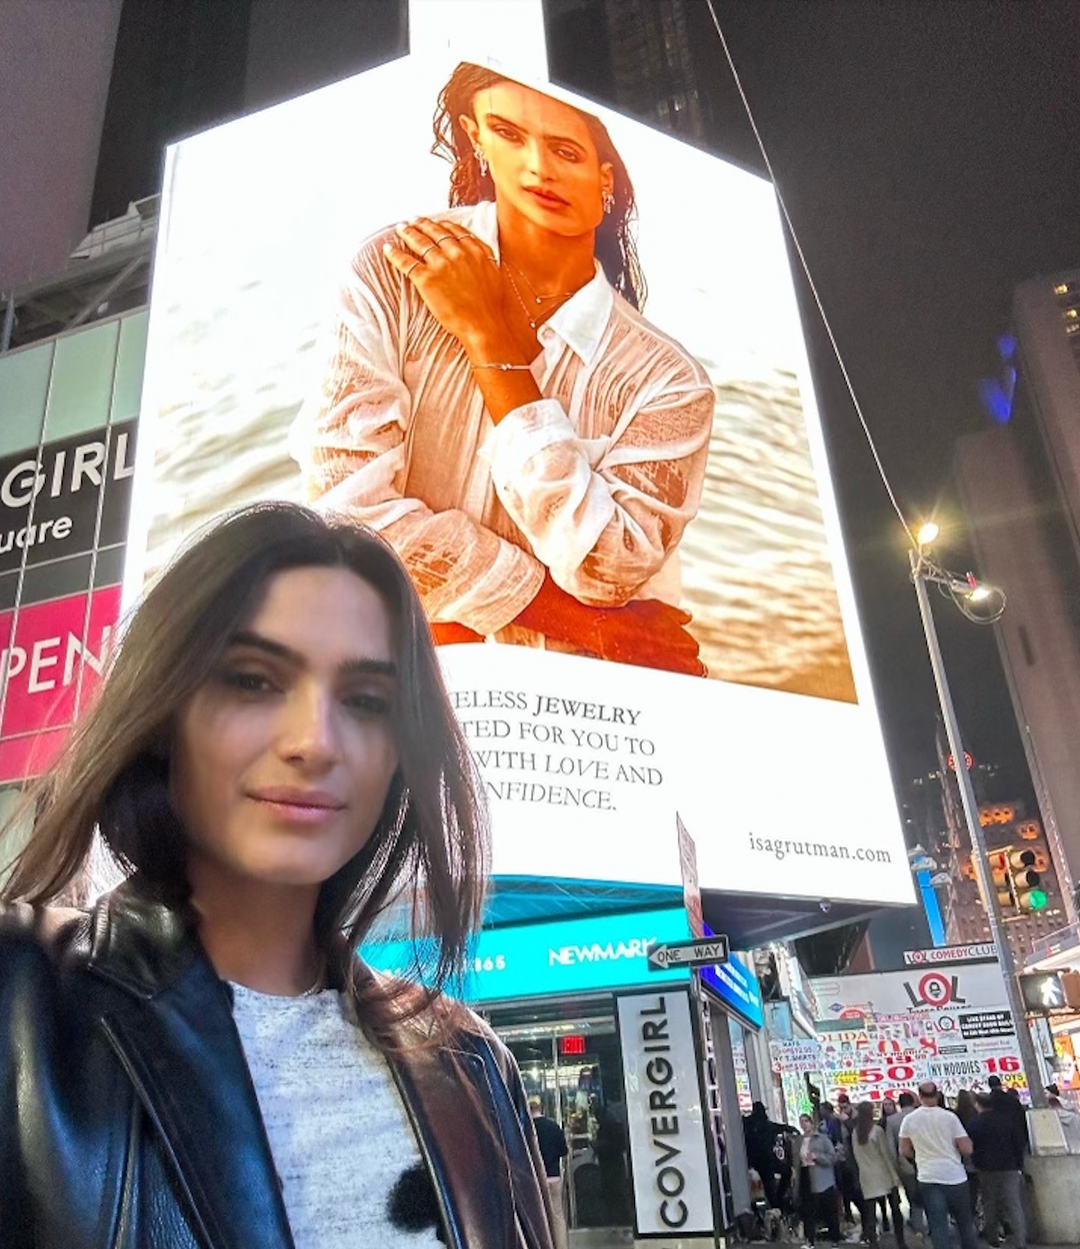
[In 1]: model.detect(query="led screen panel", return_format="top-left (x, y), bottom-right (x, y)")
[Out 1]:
top-left (130, 11), bottom-right (910, 904)
top-left (362, 906), bottom-right (693, 1004)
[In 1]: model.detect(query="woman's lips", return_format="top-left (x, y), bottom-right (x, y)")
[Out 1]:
top-left (524, 187), bottom-right (569, 207)
top-left (249, 788), bottom-right (345, 824)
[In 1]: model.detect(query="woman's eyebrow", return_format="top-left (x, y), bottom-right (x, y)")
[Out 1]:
top-left (227, 630), bottom-right (397, 678)
top-left (483, 111), bottom-right (586, 152)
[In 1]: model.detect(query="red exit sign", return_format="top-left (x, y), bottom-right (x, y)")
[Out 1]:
top-left (559, 1035), bottom-right (586, 1057)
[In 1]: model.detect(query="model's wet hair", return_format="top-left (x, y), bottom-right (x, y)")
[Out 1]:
top-left (432, 60), bottom-right (647, 310)
top-left (1, 502), bottom-right (489, 1039)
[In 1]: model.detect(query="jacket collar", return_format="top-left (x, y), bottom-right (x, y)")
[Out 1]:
top-left (88, 882), bottom-right (297, 1249)
top-left (87, 878), bottom-right (200, 997)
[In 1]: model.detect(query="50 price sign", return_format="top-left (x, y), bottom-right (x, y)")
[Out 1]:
top-left (826, 1062), bottom-right (930, 1103)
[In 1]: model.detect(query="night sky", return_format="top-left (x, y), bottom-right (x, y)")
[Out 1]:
top-left (670, 0), bottom-right (1080, 790)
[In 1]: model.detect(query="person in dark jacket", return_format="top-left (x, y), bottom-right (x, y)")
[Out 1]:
top-left (969, 1094), bottom-right (1027, 1249)
top-left (744, 1100), bottom-right (799, 1211)
top-left (0, 502), bottom-right (555, 1249)
top-left (987, 1076), bottom-right (1029, 1139)
top-left (529, 1098), bottom-right (569, 1249)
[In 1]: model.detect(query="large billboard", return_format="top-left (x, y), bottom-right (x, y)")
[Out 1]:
top-left (129, 9), bottom-right (909, 904)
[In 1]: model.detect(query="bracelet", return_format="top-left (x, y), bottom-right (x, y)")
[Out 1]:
top-left (472, 362), bottom-right (532, 371)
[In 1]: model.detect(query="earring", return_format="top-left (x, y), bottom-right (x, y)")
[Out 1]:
top-left (474, 147), bottom-right (488, 178)
top-left (602, 190), bottom-right (615, 215)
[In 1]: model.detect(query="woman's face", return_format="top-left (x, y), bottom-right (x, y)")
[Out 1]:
top-left (800, 1115), bottom-right (814, 1135)
top-left (460, 79), bottom-right (614, 239)
top-left (171, 565), bottom-right (399, 894)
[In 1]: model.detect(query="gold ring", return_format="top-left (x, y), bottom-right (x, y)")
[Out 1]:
top-left (435, 235), bottom-right (455, 245)
top-left (405, 260), bottom-right (422, 277)
top-left (420, 243), bottom-right (442, 258)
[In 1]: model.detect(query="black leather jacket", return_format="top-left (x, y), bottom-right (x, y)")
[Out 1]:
top-left (0, 885), bottom-right (555, 1249)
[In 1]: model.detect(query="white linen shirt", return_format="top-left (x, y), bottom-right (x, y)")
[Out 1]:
top-left (291, 201), bottom-right (714, 642)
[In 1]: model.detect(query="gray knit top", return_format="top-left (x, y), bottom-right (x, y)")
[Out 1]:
top-left (230, 983), bottom-right (444, 1247)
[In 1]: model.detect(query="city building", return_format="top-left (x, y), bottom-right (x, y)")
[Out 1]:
top-left (954, 265), bottom-right (1080, 929)
top-left (933, 734), bottom-right (1067, 966)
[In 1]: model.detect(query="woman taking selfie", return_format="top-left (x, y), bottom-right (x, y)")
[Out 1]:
top-left (292, 62), bottom-right (714, 676)
top-left (0, 502), bottom-right (554, 1249)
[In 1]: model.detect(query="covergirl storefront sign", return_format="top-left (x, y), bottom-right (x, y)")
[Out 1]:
top-left (616, 990), bottom-right (713, 1236)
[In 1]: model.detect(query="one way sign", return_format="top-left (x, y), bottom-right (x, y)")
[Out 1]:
top-left (647, 935), bottom-right (730, 971)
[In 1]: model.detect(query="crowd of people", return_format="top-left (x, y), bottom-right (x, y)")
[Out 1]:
top-left (744, 1076), bottom-right (1054, 1249)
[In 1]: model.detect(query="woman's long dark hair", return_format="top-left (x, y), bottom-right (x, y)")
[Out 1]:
top-left (1, 502), bottom-right (490, 1041)
top-left (432, 61), bottom-right (647, 310)
top-left (954, 1088), bottom-right (977, 1131)
top-left (854, 1098), bottom-right (876, 1146)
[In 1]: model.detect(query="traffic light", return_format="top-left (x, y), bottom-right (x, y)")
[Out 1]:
top-left (1008, 848), bottom-right (1047, 911)
top-left (988, 851), bottom-right (1013, 908)
top-left (1063, 970), bottom-right (1080, 1010)
top-left (1019, 972), bottom-right (1067, 1011)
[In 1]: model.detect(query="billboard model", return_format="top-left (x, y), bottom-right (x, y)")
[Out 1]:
top-left (129, 9), bottom-right (909, 904)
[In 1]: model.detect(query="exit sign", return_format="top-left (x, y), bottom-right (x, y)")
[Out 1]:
top-left (560, 1034), bottom-right (587, 1056)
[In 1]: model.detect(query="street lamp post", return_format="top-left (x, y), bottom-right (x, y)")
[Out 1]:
top-left (909, 543), bottom-right (1046, 1108)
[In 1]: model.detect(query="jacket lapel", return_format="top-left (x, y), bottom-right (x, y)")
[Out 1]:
top-left (388, 1039), bottom-right (517, 1249)
top-left (88, 887), bottom-right (295, 1249)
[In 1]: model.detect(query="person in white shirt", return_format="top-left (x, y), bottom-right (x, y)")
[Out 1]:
top-left (898, 1081), bottom-right (977, 1249)
top-left (294, 62), bottom-right (714, 675)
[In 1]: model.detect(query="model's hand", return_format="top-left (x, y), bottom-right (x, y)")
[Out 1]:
top-left (515, 574), bottom-right (705, 676)
top-left (383, 218), bottom-right (510, 353)
top-left (590, 599), bottom-right (705, 675)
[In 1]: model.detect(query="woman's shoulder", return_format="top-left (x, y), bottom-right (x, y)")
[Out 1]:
top-left (356, 965), bottom-right (493, 1047)
top-left (0, 902), bottom-right (92, 958)
top-left (607, 293), bottom-right (712, 392)
top-left (0, 903), bottom-right (94, 1020)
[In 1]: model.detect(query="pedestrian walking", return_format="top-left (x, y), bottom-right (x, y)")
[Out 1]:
top-left (744, 1100), bottom-right (799, 1213)
top-left (798, 1113), bottom-right (843, 1247)
top-left (898, 1081), bottom-right (978, 1249)
top-left (969, 1093), bottom-right (1027, 1249)
top-left (850, 1102), bottom-right (906, 1248)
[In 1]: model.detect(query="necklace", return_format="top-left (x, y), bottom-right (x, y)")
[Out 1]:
top-left (504, 266), bottom-right (573, 331)
top-left (503, 259), bottom-right (579, 305)
top-left (300, 965), bottom-right (326, 996)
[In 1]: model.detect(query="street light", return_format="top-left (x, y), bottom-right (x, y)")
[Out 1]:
top-left (909, 531), bottom-right (1045, 1107)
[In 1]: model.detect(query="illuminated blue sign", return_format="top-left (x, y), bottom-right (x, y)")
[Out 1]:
top-left (361, 907), bottom-right (692, 1004)
top-left (917, 868), bottom-right (947, 946)
top-left (698, 922), bottom-right (764, 1030)
top-left (979, 333), bottom-right (1018, 425)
